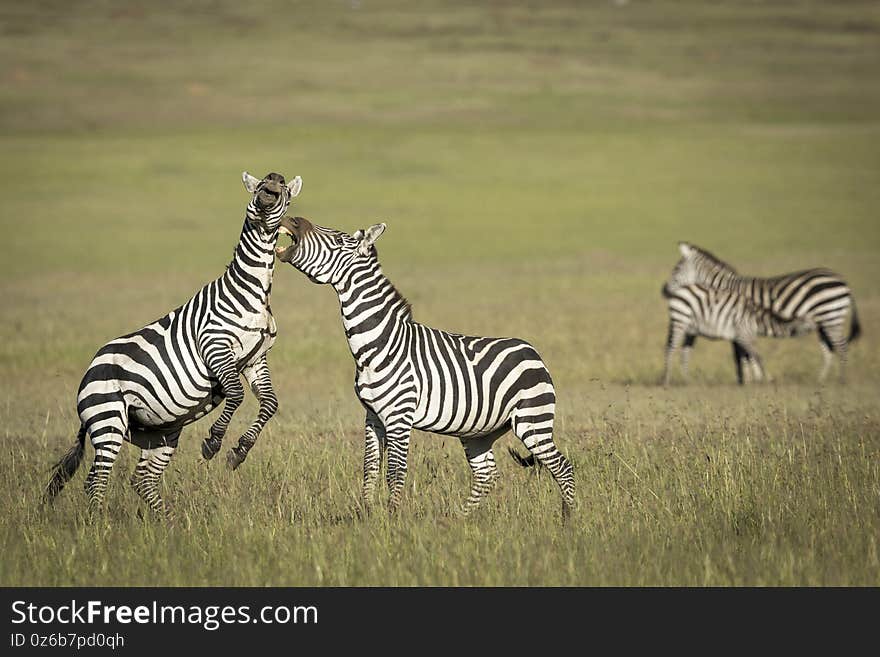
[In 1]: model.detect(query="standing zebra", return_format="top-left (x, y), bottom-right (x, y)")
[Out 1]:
top-left (275, 216), bottom-right (575, 520)
top-left (667, 243), bottom-right (860, 382)
top-left (46, 171), bottom-right (302, 515)
top-left (661, 283), bottom-right (813, 385)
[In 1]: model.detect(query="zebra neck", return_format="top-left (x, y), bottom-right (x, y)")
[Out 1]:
top-left (709, 268), bottom-right (761, 298)
top-left (222, 219), bottom-right (278, 308)
top-left (728, 275), bottom-right (763, 299)
top-left (333, 262), bottom-right (412, 367)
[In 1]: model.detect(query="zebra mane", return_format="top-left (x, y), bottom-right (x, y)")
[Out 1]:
top-left (396, 292), bottom-right (414, 320)
top-left (690, 244), bottom-right (738, 274)
top-left (369, 253), bottom-right (413, 321)
top-left (385, 273), bottom-right (413, 321)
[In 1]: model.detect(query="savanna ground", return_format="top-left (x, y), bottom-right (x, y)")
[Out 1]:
top-left (1, 1), bottom-right (879, 586)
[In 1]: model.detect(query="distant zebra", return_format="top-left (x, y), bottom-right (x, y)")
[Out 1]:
top-left (275, 217), bottom-right (574, 520)
top-left (46, 172), bottom-right (302, 515)
top-left (661, 283), bottom-right (813, 385)
top-left (668, 243), bottom-right (860, 382)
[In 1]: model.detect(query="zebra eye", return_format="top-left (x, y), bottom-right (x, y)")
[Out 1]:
top-left (333, 236), bottom-right (344, 247)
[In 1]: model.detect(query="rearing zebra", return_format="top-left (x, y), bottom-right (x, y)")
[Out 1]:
top-left (275, 216), bottom-right (575, 520)
top-left (661, 282), bottom-right (814, 385)
top-left (46, 171), bottom-right (302, 515)
top-left (667, 242), bottom-right (860, 382)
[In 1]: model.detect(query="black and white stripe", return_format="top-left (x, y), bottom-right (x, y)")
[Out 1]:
top-left (46, 172), bottom-right (302, 515)
top-left (276, 217), bottom-right (575, 520)
top-left (662, 283), bottom-right (813, 385)
top-left (667, 242), bottom-right (861, 382)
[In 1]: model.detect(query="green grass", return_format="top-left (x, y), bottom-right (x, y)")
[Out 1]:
top-left (1, 0), bottom-right (878, 586)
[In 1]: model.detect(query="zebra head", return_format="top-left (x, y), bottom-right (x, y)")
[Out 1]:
top-left (275, 216), bottom-right (387, 285)
top-left (667, 241), bottom-right (736, 291)
top-left (242, 172), bottom-right (302, 234)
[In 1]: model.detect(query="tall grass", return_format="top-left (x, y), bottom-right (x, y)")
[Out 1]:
top-left (0, 1), bottom-right (878, 585)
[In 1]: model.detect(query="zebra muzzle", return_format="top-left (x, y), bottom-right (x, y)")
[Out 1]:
top-left (275, 217), bottom-right (300, 261)
top-left (256, 188), bottom-right (280, 209)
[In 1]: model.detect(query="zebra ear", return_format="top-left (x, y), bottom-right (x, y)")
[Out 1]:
top-left (678, 242), bottom-right (694, 257)
top-left (357, 223), bottom-right (386, 256)
top-left (243, 172), bottom-right (261, 194)
top-left (287, 176), bottom-right (302, 198)
top-left (352, 229), bottom-right (365, 240)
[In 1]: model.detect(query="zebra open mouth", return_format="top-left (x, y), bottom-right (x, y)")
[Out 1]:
top-left (275, 220), bottom-right (298, 261)
top-left (256, 188), bottom-right (281, 209)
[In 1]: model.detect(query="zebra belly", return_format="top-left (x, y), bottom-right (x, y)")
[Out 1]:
top-left (234, 326), bottom-right (276, 369)
top-left (693, 320), bottom-right (735, 341)
top-left (128, 427), bottom-right (182, 449)
top-left (413, 415), bottom-right (512, 439)
top-left (127, 383), bottom-right (223, 432)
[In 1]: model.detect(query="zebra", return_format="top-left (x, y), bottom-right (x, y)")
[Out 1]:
top-left (667, 242), bottom-right (860, 382)
top-left (45, 171), bottom-right (302, 516)
top-left (661, 282), bottom-right (814, 385)
top-left (275, 216), bottom-right (575, 520)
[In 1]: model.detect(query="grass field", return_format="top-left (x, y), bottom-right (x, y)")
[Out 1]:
top-left (1, 0), bottom-right (879, 586)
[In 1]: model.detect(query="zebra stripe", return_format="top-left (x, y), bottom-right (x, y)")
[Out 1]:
top-left (277, 217), bottom-right (574, 520)
top-left (46, 171), bottom-right (301, 515)
top-left (667, 242), bottom-right (861, 382)
top-left (661, 283), bottom-right (813, 385)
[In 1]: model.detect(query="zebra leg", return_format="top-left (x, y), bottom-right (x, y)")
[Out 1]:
top-left (384, 423), bottom-right (413, 514)
top-left (835, 340), bottom-right (849, 384)
top-left (732, 341), bottom-right (744, 385)
top-left (460, 435), bottom-right (499, 516)
top-left (732, 341), bottom-right (749, 385)
top-left (818, 342), bottom-right (833, 383)
top-left (227, 355), bottom-right (278, 470)
top-left (681, 334), bottom-right (696, 382)
top-left (362, 409), bottom-right (386, 511)
top-left (741, 342), bottom-right (765, 383)
top-left (663, 323), bottom-right (685, 386)
top-left (751, 356), bottom-right (766, 383)
top-left (200, 345), bottom-right (245, 461)
top-left (81, 399), bottom-right (128, 514)
top-left (823, 324), bottom-right (849, 383)
top-left (512, 411), bottom-right (575, 523)
top-left (130, 439), bottom-right (178, 519)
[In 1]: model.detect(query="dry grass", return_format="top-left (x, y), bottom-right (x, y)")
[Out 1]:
top-left (0, 0), bottom-right (878, 586)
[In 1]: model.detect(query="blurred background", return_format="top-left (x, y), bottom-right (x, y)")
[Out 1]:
top-left (1, 1), bottom-right (879, 585)
top-left (2, 0), bottom-right (878, 394)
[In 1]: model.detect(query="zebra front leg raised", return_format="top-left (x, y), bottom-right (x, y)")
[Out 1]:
top-left (130, 430), bottom-right (179, 518)
top-left (362, 410), bottom-right (386, 512)
top-left (227, 355), bottom-right (278, 470)
top-left (200, 344), bottom-right (245, 461)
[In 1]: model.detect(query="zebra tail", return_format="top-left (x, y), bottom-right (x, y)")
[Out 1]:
top-left (507, 447), bottom-right (538, 468)
top-left (45, 425), bottom-right (87, 503)
top-left (849, 300), bottom-right (862, 343)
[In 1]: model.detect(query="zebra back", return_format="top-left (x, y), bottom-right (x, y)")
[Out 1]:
top-left (664, 283), bottom-right (812, 341)
top-left (670, 242), bottom-right (855, 330)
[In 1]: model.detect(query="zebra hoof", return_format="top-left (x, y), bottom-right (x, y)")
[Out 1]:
top-left (201, 437), bottom-right (221, 460)
top-left (226, 448), bottom-right (245, 470)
